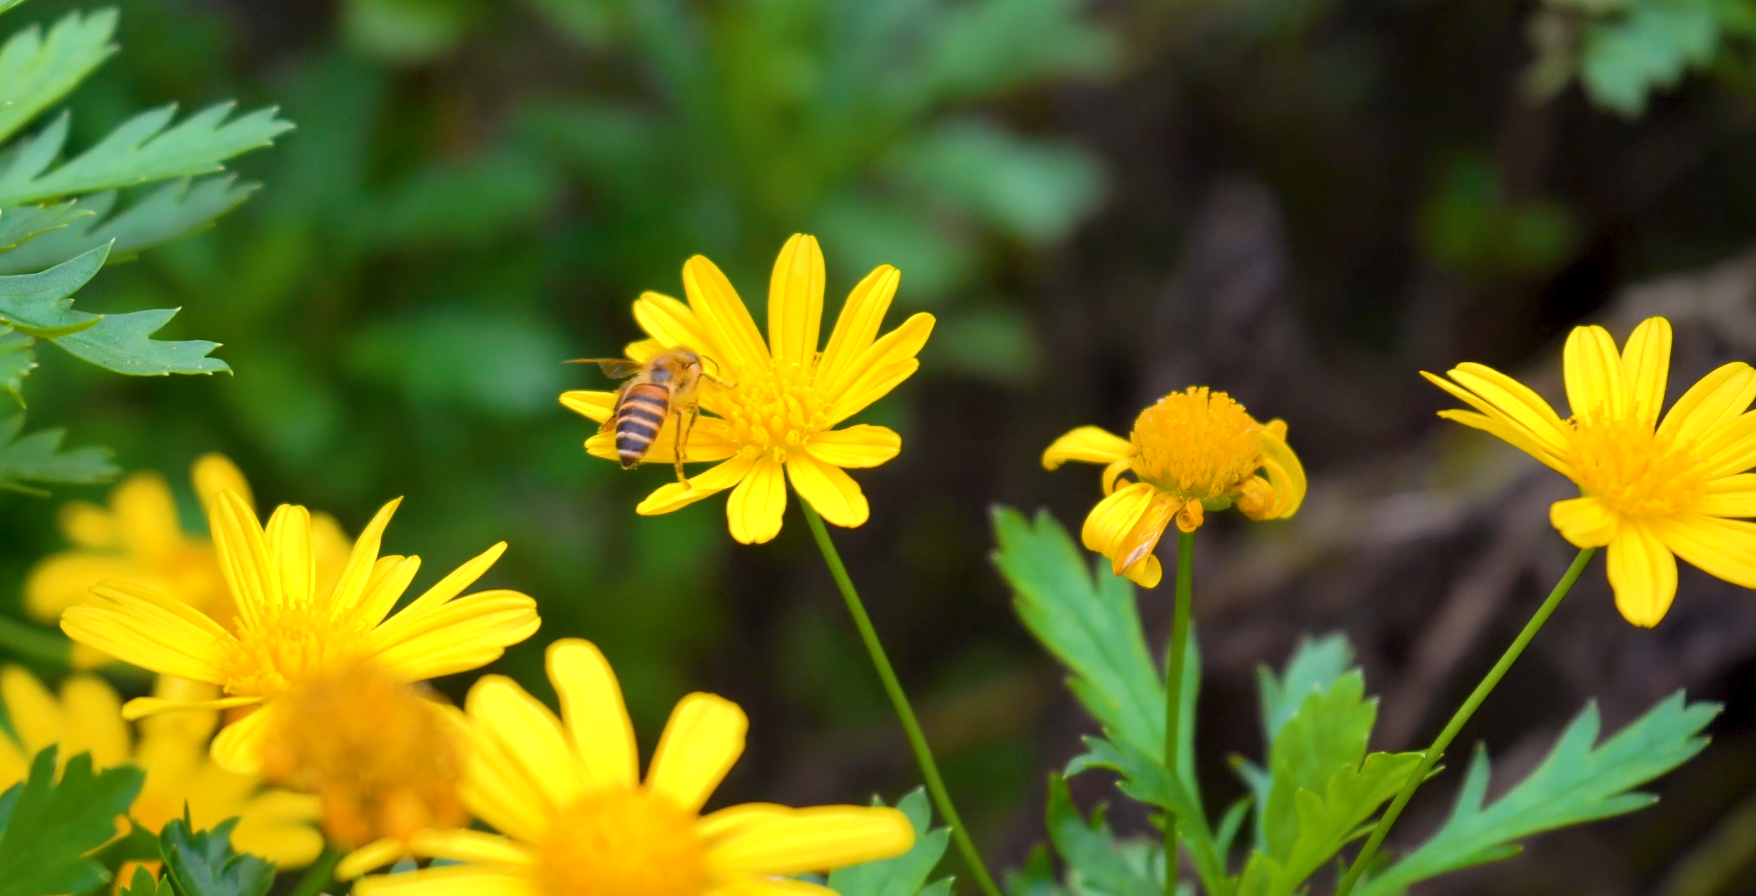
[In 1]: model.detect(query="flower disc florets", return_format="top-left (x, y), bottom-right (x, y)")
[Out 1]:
top-left (1568, 411), bottom-right (1706, 519)
top-left (722, 360), bottom-right (832, 464)
top-left (538, 788), bottom-right (708, 896)
top-left (1130, 387), bottom-right (1266, 506)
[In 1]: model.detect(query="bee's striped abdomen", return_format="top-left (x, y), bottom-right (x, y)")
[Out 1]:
top-left (615, 382), bottom-right (671, 468)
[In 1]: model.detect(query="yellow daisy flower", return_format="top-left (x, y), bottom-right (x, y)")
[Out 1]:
top-left (346, 638), bottom-right (915, 896)
top-left (0, 667), bottom-right (322, 867)
top-left (25, 454), bottom-right (352, 667)
top-left (59, 492), bottom-right (541, 774)
top-left (560, 234), bottom-right (932, 544)
top-left (1043, 386), bottom-right (1307, 587)
top-left (1426, 316), bottom-right (1756, 627)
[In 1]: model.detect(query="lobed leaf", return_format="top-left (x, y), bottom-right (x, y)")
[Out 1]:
top-left (1046, 774), bottom-right (1160, 896)
top-left (0, 177), bottom-right (259, 274)
top-left (0, 747), bottom-right (145, 896)
top-left (158, 816), bottom-right (275, 896)
top-left (1578, 0), bottom-right (1722, 117)
top-left (0, 9), bottom-right (117, 145)
top-left (0, 412), bottom-right (117, 492)
top-left (1261, 672), bottom-right (1377, 860)
top-left (0, 329), bottom-right (33, 401)
top-left (0, 200), bottom-right (89, 253)
top-left (828, 789), bottom-right (953, 896)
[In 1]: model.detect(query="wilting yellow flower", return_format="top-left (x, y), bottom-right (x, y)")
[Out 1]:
top-left (345, 638), bottom-right (914, 896)
top-left (1427, 316), bottom-right (1756, 627)
top-left (261, 659), bottom-right (467, 860)
top-left (1044, 386), bottom-right (1306, 587)
top-left (60, 492), bottom-right (540, 774)
top-left (25, 454), bottom-right (351, 668)
top-left (561, 234), bottom-right (932, 544)
top-left (0, 667), bottom-right (322, 866)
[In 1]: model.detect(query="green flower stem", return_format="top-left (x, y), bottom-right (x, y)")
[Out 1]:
top-left (1333, 546), bottom-right (1597, 896)
top-left (801, 505), bottom-right (1003, 896)
top-left (1163, 529), bottom-right (1195, 896)
top-left (288, 846), bottom-right (341, 896)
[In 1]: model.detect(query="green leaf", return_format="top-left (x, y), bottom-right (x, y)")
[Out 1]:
top-left (52, 307), bottom-right (229, 375)
top-left (0, 242), bottom-right (106, 337)
top-left (158, 816), bottom-right (275, 896)
top-left (1261, 672), bottom-right (1377, 860)
top-left (0, 0), bottom-right (29, 16)
top-left (1579, 0), bottom-right (1722, 117)
top-left (0, 412), bottom-right (117, 492)
top-left (1357, 692), bottom-right (1719, 895)
top-left (0, 177), bottom-right (260, 274)
top-left (1258, 634), bottom-right (1355, 742)
top-left (0, 200), bottom-right (90, 253)
top-left (828, 789), bottom-right (953, 896)
top-left (0, 329), bottom-right (34, 401)
top-left (1005, 844), bottom-right (1073, 896)
top-left (0, 747), bottom-right (145, 896)
top-left (1067, 736), bottom-right (1227, 891)
top-left (1243, 752), bottom-right (1423, 896)
top-left (0, 102), bottom-right (293, 206)
top-left (0, 9), bottom-right (118, 145)
top-left (119, 865), bottom-right (174, 896)
top-left (1046, 774), bottom-right (1160, 896)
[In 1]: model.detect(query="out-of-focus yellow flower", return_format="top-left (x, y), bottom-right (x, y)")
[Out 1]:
top-left (561, 234), bottom-right (932, 544)
top-left (345, 638), bottom-right (914, 896)
top-left (261, 659), bottom-right (467, 863)
top-left (1427, 316), bottom-right (1756, 627)
top-left (25, 454), bottom-right (352, 668)
top-left (1044, 386), bottom-right (1306, 587)
top-left (0, 667), bottom-right (322, 867)
top-left (60, 493), bottom-right (541, 774)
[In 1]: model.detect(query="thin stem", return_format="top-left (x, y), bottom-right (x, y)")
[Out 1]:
top-left (1162, 529), bottom-right (1196, 896)
top-left (801, 505), bottom-right (1004, 896)
top-left (1333, 546), bottom-right (1597, 896)
top-left (288, 846), bottom-right (341, 896)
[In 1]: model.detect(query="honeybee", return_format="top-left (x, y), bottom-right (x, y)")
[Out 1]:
top-left (570, 348), bottom-right (724, 485)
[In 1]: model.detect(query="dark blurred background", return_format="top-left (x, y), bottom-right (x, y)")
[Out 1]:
top-left (3, 0), bottom-right (1756, 892)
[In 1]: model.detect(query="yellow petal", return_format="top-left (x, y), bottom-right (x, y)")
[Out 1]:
top-left (1446, 363), bottom-right (1571, 455)
top-left (192, 454), bottom-right (253, 513)
top-left (22, 553), bottom-right (143, 622)
top-left (560, 390), bottom-right (618, 424)
top-left (409, 828), bottom-right (535, 865)
top-left (1652, 515), bottom-right (1756, 589)
top-left (57, 501), bottom-right (116, 548)
top-left (728, 458), bottom-right (788, 544)
top-left (547, 639), bottom-right (638, 790)
top-left (825, 313), bottom-right (933, 424)
top-left (1433, 408), bottom-right (1574, 478)
top-left (1549, 496), bottom-right (1619, 548)
top-left (1, 666), bottom-right (63, 754)
top-left (805, 425), bottom-right (901, 469)
top-left (1080, 482), bottom-right (1156, 572)
top-left (122, 695), bottom-right (263, 722)
top-left (60, 582), bottom-right (230, 683)
top-left (714, 875), bottom-right (842, 896)
top-left (211, 701), bottom-right (283, 775)
top-left (584, 414), bottom-right (739, 466)
top-left (786, 455), bottom-right (869, 528)
top-left (646, 693), bottom-right (746, 813)
top-left (209, 491), bottom-right (275, 627)
top-left (231, 790), bottom-right (324, 868)
top-left (325, 498), bottom-right (401, 616)
top-left (1259, 421), bottom-right (1306, 518)
top-left (1658, 362), bottom-right (1756, 443)
top-left (636, 455), bottom-right (759, 516)
top-left (634, 291), bottom-right (728, 369)
top-left (466, 676), bottom-right (585, 811)
top-left (112, 472), bottom-right (184, 562)
top-left (371, 590), bottom-right (540, 681)
top-left (819, 265), bottom-right (902, 399)
top-left (684, 255), bottom-right (770, 371)
top-left (1698, 411), bottom-right (1756, 478)
top-left (1121, 555), bottom-right (1163, 588)
top-left (352, 555), bottom-right (423, 629)
top-left (1042, 426), bottom-right (1132, 470)
top-left (706, 806), bottom-right (914, 876)
top-left (1605, 522), bottom-right (1677, 628)
top-left (337, 838), bottom-right (409, 880)
top-left (1693, 473), bottom-right (1756, 518)
top-left (768, 234), bottom-right (826, 366)
top-left (1563, 324), bottom-right (1627, 420)
top-left (264, 505), bottom-right (315, 608)
top-left (379, 540), bottom-right (506, 626)
top-left (354, 866), bottom-right (541, 896)
top-left (1620, 317), bottom-right (1672, 428)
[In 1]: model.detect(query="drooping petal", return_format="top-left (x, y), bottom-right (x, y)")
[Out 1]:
top-left (584, 414), bottom-right (739, 466)
top-left (193, 454), bottom-right (254, 513)
top-left (646, 693), bottom-right (747, 814)
top-left (465, 676), bottom-right (585, 812)
top-left (1658, 362), bottom-right (1756, 443)
top-left (1620, 317), bottom-right (1672, 428)
top-left (819, 265), bottom-right (901, 398)
top-left (1562, 324), bottom-right (1628, 420)
top-left (684, 255), bottom-right (770, 371)
top-left (1042, 426), bottom-right (1133, 470)
top-left (1080, 482), bottom-right (1163, 587)
top-left (727, 459), bottom-right (788, 544)
top-left (371, 591), bottom-right (540, 681)
top-left (60, 582), bottom-right (230, 683)
top-left (210, 701), bottom-right (284, 775)
top-left (634, 291), bottom-right (728, 367)
top-left (637, 455), bottom-right (760, 516)
top-left (112, 472), bottom-right (184, 562)
top-left (806, 425), bottom-right (901, 469)
top-left (1652, 515), bottom-right (1756, 589)
top-left (1549, 496), bottom-right (1619, 548)
top-left (824, 313), bottom-right (934, 424)
top-left (548, 639), bottom-right (638, 790)
top-left (1446, 364), bottom-right (1572, 455)
top-left (706, 806), bottom-right (914, 876)
top-left (1604, 522), bottom-right (1678, 628)
top-left (354, 865), bottom-right (541, 896)
top-left (1118, 491), bottom-right (1184, 577)
top-left (1259, 420), bottom-right (1306, 518)
top-left (768, 234), bottom-right (826, 366)
top-left (785, 455), bottom-right (869, 528)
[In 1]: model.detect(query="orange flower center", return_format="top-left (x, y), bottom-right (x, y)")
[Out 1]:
top-left (720, 360), bottom-right (831, 464)
top-left (219, 605), bottom-right (368, 699)
top-left (260, 660), bottom-right (465, 849)
top-left (1568, 412), bottom-right (1706, 519)
top-left (537, 787), bottom-right (708, 896)
top-left (1129, 387), bottom-right (1265, 502)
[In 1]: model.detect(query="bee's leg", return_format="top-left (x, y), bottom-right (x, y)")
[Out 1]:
top-left (673, 406), bottom-right (697, 488)
top-left (704, 372), bottom-right (737, 389)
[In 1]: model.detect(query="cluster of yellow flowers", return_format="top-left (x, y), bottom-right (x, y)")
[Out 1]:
top-left (16, 235), bottom-right (1756, 895)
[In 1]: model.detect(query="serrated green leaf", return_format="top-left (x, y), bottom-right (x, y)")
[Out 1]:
top-left (0, 200), bottom-right (90, 252)
top-left (0, 242), bottom-right (106, 337)
top-left (1262, 672), bottom-right (1377, 861)
top-left (1357, 692), bottom-right (1719, 894)
top-left (1066, 735), bottom-right (1227, 890)
top-left (51, 307), bottom-right (229, 375)
top-left (0, 329), bottom-right (34, 401)
top-left (158, 816), bottom-right (275, 896)
top-left (828, 789), bottom-right (952, 896)
top-left (0, 102), bottom-right (293, 206)
top-left (90, 816), bottom-right (164, 872)
top-left (1046, 774), bottom-right (1160, 896)
top-left (0, 748), bottom-right (145, 896)
top-left (0, 9), bottom-right (117, 145)
top-left (1259, 634), bottom-right (1355, 742)
top-left (1579, 0), bottom-right (1722, 117)
top-left (0, 412), bottom-right (117, 492)
top-left (0, 177), bottom-right (259, 274)
top-left (1005, 843), bottom-right (1073, 896)
top-left (119, 865), bottom-right (173, 896)
top-left (1245, 751), bottom-right (1422, 896)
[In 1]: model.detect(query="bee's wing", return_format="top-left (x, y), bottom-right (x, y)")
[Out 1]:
top-left (568, 358), bottom-right (644, 379)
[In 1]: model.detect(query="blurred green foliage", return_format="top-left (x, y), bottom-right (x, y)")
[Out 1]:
top-left (1526, 0), bottom-right (1756, 117)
